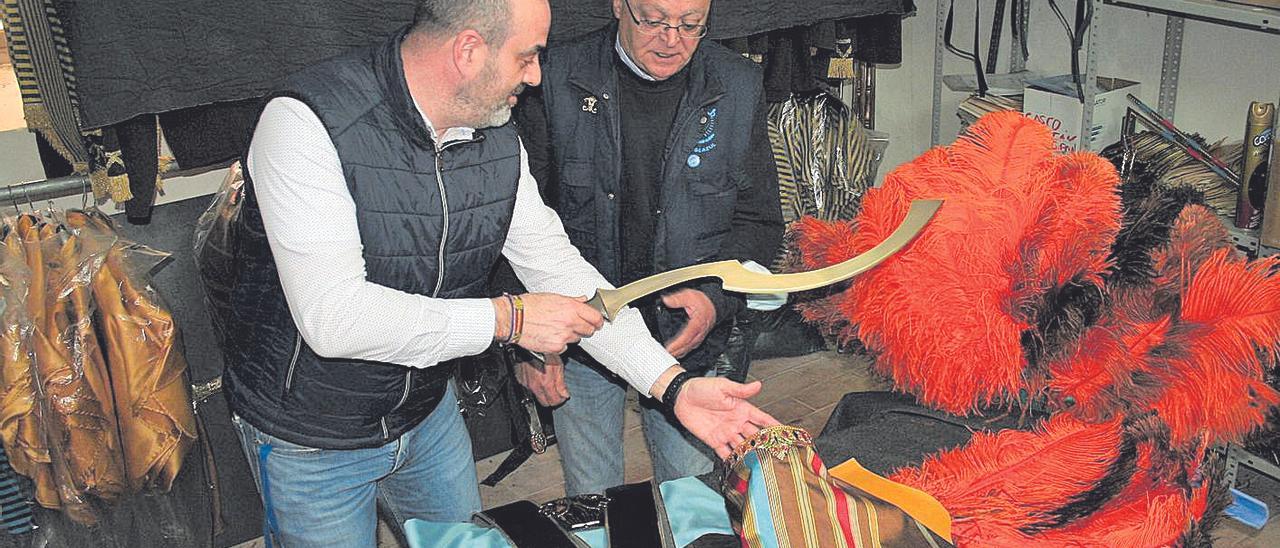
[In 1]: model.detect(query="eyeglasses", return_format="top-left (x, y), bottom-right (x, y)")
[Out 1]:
top-left (622, 0), bottom-right (708, 38)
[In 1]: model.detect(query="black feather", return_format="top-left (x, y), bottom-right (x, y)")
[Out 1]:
top-left (1106, 184), bottom-right (1206, 288)
top-left (1026, 427), bottom-right (1141, 531)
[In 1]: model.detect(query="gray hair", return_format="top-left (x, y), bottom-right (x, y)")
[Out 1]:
top-left (411, 0), bottom-right (513, 45)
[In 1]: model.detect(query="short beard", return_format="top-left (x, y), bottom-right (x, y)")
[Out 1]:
top-left (456, 63), bottom-right (516, 129)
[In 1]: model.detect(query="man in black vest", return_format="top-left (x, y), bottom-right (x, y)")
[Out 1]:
top-left (221, 0), bottom-right (778, 544)
top-left (513, 0), bottom-right (783, 495)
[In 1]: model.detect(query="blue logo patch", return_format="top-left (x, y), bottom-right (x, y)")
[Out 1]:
top-left (692, 107), bottom-right (718, 157)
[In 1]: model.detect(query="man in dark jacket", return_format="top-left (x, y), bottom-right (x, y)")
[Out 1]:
top-left (221, 0), bottom-right (778, 544)
top-left (514, 0), bottom-right (783, 495)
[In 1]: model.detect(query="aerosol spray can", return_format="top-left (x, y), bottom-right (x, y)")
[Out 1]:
top-left (1262, 127), bottom-right (1280, 247)
top-left (1235, 102), bottom-right (1275, 229)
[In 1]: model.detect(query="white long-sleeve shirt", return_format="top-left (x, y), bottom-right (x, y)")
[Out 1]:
top-left (246, 97), bottom-right (675, 394)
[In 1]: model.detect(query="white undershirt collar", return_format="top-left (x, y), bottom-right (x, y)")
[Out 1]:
top-left (615, 33), bottom-right (658, 81)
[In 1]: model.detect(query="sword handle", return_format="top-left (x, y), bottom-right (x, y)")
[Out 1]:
top-left (584, 290), bottom-right (613, 321)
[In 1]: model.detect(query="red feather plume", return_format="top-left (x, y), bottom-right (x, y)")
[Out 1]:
top-left (1150, 250), bottom-right (1280, 448)
top-left (1047, 288), bottom-right (1170, 421)
top-left (1030, 446), bottom-right (1212, 548)
top-left (794, 112), bottom-right (1121, 413)
top-left (889, 415), bottom-right (1124, 545)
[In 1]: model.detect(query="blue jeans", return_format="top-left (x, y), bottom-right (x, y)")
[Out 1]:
top-left (554, 357), bottom-right (716, 496)
top-left (232, 383), bottom-right (481, 547)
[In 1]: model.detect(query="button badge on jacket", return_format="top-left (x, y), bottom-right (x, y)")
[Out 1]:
top-left (581, 96), bottom-right (599, 114)
top-left (688, 107), bottom-right (718, 168)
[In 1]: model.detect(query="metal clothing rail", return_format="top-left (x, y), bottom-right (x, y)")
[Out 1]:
top-left (0, 160), bottom-right (205, 210)
top-left (0, 174), bottom-right (92, 208)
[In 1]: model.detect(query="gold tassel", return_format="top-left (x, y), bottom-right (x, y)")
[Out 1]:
top-left (827, 39), bottom-right (856, 80)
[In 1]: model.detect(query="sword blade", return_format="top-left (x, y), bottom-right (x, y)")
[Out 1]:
top-left (586, 199), bottom-right (942, 320)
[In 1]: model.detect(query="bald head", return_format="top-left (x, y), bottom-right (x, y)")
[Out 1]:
top-left (402, 0), bottom-right (550, 131)
top-left (411, 0), bottom-right (513, 45)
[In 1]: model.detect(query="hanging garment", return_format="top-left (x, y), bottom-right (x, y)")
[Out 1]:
top-left (42, 228), bottom-right (128, 503)
top-left (0, 211), bottom-right (197, 527)
top-left (0, 226), bottom-right (57, 511)
top-left (0, 446), bottom-right (33, 534)
top-left (84, 128), bottom-right (133, 204)
top-left (11, 216), bottom-right (124, 524)
top-left (68, 210), bottom-right (196, 492)
top-left (46, 1), bottom-right (913, 131)
top-left (768, 92), bottom-right (886, 226)
top-left (0, 0), bottom-right (86, 171)
top-left (114, 115), bottom-right (162, 225)
top-left (845, 14), bottom-right (905, 64)
top-left (157, 100), bottom-right (262, 171)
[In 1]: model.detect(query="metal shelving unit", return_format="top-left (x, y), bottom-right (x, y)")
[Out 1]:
top-left (1106, 0), bottom-right (1280, 263)
top-left (1105, 1), bottom-right (1280, 120)
top-left (931, 0), bottom-right (1280, 148)
top-left (930, 1), bottom-right (1100, 149)
top-left (1107, 0), bottom-right (1280, 32)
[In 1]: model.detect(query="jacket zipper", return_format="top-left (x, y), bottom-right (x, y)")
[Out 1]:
top-left (431, 150), bottom-right (450, 297)
top-left (381, 137), bottom-right (472, 440)
top-left (282, 332), bottom-right (303, 396)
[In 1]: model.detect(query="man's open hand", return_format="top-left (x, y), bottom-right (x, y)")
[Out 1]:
top-left (673, 378), bottom-right (779, 459)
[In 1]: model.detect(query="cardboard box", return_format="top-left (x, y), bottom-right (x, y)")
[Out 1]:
top-left (1022, 75), bottom-right (1141, 153)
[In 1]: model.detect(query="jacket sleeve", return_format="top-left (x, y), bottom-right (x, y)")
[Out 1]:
top-left (703, 89), bottom-right (784, 321)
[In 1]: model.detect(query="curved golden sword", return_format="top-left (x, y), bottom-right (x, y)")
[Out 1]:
top-left (585, 199), bottom-right (943, 321)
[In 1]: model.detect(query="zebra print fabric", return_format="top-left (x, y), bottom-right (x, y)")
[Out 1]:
top-left (2, 0), bottom-right (85, 170)
top-left (767, 92), bottom-right (884, 225)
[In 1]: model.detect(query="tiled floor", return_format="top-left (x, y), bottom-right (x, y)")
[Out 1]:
top-left (235, 349), bottom-right (1280, 547)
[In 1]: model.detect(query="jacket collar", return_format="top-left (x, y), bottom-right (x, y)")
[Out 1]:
top-left (374, 27), bottom-right (482, 151)
top-left (567, 23), bottom-right (724, 107)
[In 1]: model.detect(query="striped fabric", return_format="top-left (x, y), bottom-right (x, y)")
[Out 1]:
top-left (722, 426), bottom-right (951, 548)
top-left (1, 0), bottom-right (86, 171)
top-left (766, 94), bottom-right (883, 226)
top-left (0, 446), bottom-right (33, 534)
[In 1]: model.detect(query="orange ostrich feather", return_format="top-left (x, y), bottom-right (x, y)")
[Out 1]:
top-left (1029, 446), bottom-right (1212, 548)
top-left (797, 112), bottom-right (1121, 413)
top-left (1149, 250), bottom-right (1280, 448)
top-left (1046, 288), bottom-right (1169, 421)
top-left (889, 415), bottom-right (1125, 544)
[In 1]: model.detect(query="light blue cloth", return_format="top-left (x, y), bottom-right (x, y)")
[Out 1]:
top-left (405, 476), bottom-right (734, 548)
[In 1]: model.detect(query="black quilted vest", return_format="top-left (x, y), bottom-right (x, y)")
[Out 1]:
top-left (221, 30), bottom-right (520, 449)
